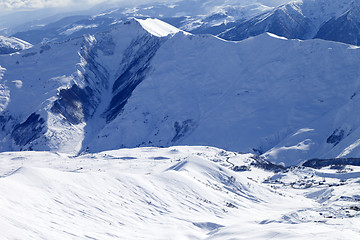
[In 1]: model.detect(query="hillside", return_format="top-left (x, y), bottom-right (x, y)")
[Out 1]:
top-left (0, 146), bottom-right (359, 239)
top-left (0, 19), bottom-right (360, 165)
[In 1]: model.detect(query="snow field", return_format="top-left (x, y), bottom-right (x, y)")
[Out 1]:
top-left (0, 146), bottom-right (358, 239)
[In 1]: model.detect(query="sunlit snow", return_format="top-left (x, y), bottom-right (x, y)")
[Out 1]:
top-left (0, 147), bottom-right (358, 239)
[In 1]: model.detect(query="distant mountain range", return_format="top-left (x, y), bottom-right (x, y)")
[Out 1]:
top-left (219, 0), bottom-right (360, 45)
top-left (4, 0), bottom-right (360, 46)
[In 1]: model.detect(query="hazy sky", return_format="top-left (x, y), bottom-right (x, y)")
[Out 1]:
top-left (0, 0), bottom-right (177, 11)
top-left (0, 0), bottom-right (293, 12)
top-left (0, 0), bottom-right (183, 26)
top-left (0, 0), bottom-right (99, 9)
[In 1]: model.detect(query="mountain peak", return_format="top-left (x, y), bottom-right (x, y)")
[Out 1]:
top-left (135, 18), bottom-right (190, 37)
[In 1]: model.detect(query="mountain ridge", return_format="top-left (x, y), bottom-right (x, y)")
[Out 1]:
top-left (1, 18), bottom-right (360, 166)
top-left (219, 0), bottom-right (360, 45)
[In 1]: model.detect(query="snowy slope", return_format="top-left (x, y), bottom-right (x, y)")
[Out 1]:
top-left (0, 36), bottom-right (32, 54)
top-left (315, 2), bottom-right (360, 46)
top-left (87, 28), bottom-right (360, 165)
top-left (0, 35), bottom-right (87, 153)
top-left (1, 18), bottom-right (360, 165)
top-left (136, 18), bottom-right (187, 37)
top-left (0, 146), bottom-right (358, 239)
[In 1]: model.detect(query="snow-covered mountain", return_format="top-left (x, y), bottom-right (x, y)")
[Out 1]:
top-left (6, 0), bottom-right (360, 48)
top-left (315, 2), bottom-right (360, 46)
top-left (0, 18), bottom-right (360, 166)
top-left (1, 1), bottom-right (360, 238)
top-left (7, 1), bottom-right (272, 44)
top-left (219, 2), bottom-right (316, 41)
top-left (3, 0), bottom-right (358, 53)
top-left (219, 0), bottom-right (360, 45)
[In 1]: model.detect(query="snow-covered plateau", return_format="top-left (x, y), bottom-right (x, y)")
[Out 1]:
top-left (0, 146), bottom-right (359, 239)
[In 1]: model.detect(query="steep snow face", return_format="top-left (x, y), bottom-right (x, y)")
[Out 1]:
top-left (0, 147), bottom-right (359, 239)
top-left (0, 36), bottom-right (32, 54)
top-left (88, 31), bottom-right (360, 165)
top-left (136, 18), bottom-right (187, 37)
top-left (0, 36), bottom-right (85, 152)
top-left (0, 19), bottom-right (171, 153)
